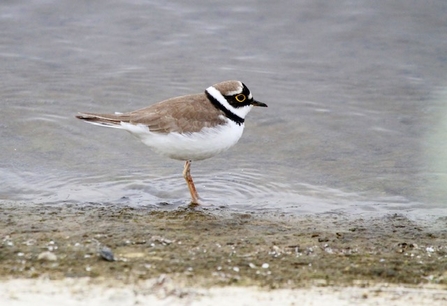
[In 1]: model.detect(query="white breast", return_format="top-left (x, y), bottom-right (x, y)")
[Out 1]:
top-left (120, 120), bottom-right (245, 161)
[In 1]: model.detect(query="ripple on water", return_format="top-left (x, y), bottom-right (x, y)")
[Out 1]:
top-left (1, 166), bottom-right (421, 216)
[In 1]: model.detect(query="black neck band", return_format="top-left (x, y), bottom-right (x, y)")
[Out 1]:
top-left (205, 91), bottom-right (244, 126)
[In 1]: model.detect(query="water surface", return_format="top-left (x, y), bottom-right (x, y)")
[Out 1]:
top-left (1, 0), bottom-right (447, 219)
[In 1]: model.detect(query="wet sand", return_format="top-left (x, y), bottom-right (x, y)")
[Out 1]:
top-left (1, 203), bottom-right (446, 305)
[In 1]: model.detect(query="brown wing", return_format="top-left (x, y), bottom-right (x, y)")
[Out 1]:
top-left (76, 93), bottom-right (226, 134)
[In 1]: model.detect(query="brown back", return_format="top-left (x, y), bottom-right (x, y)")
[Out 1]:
top-left (76, 93), bottom-right (227, 134)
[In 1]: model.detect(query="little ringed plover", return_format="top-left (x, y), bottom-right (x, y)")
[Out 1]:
top-left (76, 80), bottom-right (267, 204)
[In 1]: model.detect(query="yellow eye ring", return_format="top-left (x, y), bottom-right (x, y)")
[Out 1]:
top-left (235, 94), bottom-right (246, 103)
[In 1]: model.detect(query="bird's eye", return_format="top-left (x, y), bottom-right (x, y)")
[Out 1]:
top-left (235, 94), bottom-right (246, 103)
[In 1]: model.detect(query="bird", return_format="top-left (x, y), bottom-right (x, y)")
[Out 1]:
top-left (76, 80), bottom-right (267, 204)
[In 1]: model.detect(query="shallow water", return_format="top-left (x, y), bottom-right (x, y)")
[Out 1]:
top-left (1, 0), bottom-right (447, 218)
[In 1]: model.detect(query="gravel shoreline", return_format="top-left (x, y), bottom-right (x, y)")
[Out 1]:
top-left (1, 202), bottom-right (446, 304)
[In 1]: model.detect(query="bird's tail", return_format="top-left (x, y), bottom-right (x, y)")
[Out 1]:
top-left (75, 112), bottom-right (130, 129)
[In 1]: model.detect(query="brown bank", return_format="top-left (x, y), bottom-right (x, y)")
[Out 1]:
top-left (1, 203), bottom-right (446, 304)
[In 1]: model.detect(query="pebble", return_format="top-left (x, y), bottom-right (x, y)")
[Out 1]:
top-left (99, 246), bottom-right (115, 261)
top-left (37, 251), bottom-right (57, 261)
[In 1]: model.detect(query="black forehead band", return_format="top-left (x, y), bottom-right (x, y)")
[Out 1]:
top-left (241, 83), bottom-right (251, 97)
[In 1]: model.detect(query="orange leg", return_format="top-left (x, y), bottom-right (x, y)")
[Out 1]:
top-left (182, 160), bottom-right (200, 204)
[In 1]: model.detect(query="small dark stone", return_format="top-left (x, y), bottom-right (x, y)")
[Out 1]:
top-left (99, 246), bottom-right (115, 261)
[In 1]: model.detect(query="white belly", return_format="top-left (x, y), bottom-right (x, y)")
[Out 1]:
top-left (120, 121), bottom-right (244, 161)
